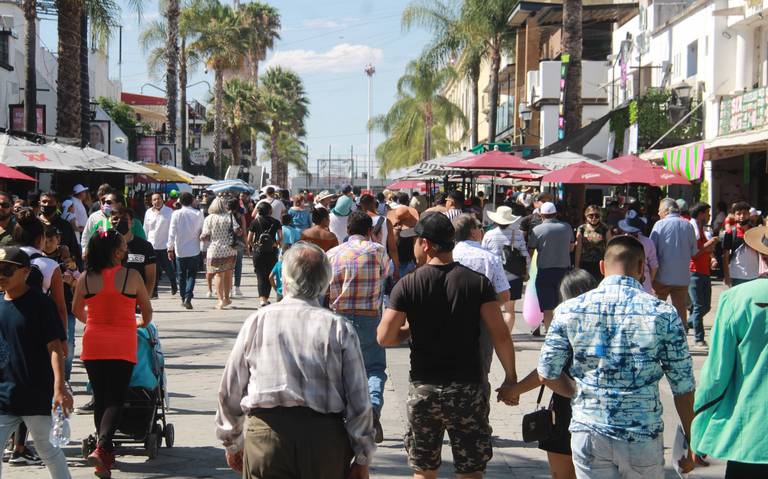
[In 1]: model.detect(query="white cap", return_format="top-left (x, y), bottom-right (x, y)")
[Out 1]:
top-left (72, 184), bottom-right (89, 194)
top-left (540, 202), bottom-right (557, 215)
top-left (749, 207), bottom-right (762, 216)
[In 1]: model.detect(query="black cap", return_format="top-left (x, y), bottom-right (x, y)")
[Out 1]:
top-left (414, 212), bottom-right (455, 250)
top-left (0, 246), bottom-right (30, 267)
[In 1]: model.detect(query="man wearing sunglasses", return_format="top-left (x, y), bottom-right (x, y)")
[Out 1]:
top-left (0, 246), bottom-right (73, 478)
top-left (39, 192), bottom-right (82, 270)
top-left (81, 192), bottom-right (146, 256)
top-left (0, 192), bottom-right (16, 247)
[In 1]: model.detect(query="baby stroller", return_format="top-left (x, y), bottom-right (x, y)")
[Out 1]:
top-left (82, 323), bottom-right (174, 459)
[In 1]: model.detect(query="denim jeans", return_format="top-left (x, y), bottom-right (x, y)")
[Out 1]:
top-left (688, 272), bottom-right (711, 342)
top-left (154, 249), bottom-right (177, 295)
top-left (0, 414), bottom-right (71, 478)
top-left (342, 314), bottom-right (387, 416)
top-left (234, 248), bottom-right (244, 287)
top-left (65, 313), bottom-right (76, 381)
top-left (398, 260), bottom-right (416, 279)
top-left (571, 430), bottom-right (664, 479)
top-left (176, 254), bottom-right (200, 303)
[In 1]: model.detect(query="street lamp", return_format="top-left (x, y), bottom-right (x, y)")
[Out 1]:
top-left (365, 63), bottom-right (376, 192)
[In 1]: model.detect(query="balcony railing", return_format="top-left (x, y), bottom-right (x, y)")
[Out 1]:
top-left (496, 96), bottom-right (515, 137)
top-left (718, 86), bottom-right (768, 136)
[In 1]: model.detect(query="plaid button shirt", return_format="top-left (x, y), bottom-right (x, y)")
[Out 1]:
top-left (215, 297), bottom-right (376, 464)
top-left (327, 235), bottom-right (390, 312)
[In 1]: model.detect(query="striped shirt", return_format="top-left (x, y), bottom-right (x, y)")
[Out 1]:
top-left (215, 297), bottom-right (376, 464)
top-left (327, 235), bottom-right (390, 312)
top-left (444, 207), bottom-right (463, 221)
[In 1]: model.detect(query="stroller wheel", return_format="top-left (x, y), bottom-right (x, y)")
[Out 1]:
top-left (81, 435), bottom-right (97, 459)
top-left (163, 424), bottom-right (175, 448)
top-left (145, 432), bottom-right (160, 459)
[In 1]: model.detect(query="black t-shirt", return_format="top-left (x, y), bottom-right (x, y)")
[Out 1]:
top-left (388, 262), bottom-right (497, 384)
top-left (126, 236), bottom-right (157, 283)
top-left (249, 216), bottom-right (281, 252)
top-left (0, 289), bottom-right (66, 416)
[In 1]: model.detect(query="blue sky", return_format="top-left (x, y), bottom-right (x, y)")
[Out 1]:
top-left (41, 0), bottom-right (432, 180)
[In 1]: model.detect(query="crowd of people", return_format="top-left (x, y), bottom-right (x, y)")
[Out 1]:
top-left (0, 179), bottom-right (765, 479)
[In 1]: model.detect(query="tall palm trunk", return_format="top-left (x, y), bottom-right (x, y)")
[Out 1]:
top-left (486, 45), bottom-right (502, 143)
top-left (165, 0), bottom-right (179, 145)
top-left (562, 0), bottom-right (583, 145)
top-left (470, 73), bottom-right (479, 147)
top-left (423, 103), bottom-right (433, 161)
top-left (213, 68), bottom-right (224, 176)
top-left (56, 0), bottom-right (83, 140)
top-left (80, 10), bottom-right (89, 147)
top-left (230, 126), bottom-right (241, 166)
top-left (179, 38), bottom-right (188, 170)
top-left (249, 52), bottom-right (258, 167)
top-left (269, 124), bottom-right (282, 186)
top-left (23, 0), bottom-right (36, 133)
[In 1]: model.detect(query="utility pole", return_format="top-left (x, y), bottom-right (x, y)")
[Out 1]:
top-left (364, 63), bottom-right (375, 192)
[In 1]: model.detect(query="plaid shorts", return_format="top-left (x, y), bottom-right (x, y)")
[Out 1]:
top-left (404, 381), bottom-right (492, 474)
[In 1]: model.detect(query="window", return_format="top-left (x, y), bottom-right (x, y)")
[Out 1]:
top-left (686, 40), bottom-right (698, 77)
top-left (0, 33), bottom-right (10, 70)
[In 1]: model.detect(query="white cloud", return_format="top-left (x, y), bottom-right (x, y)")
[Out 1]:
top-left (264, 43), bottom-right (383, 74)
top-left (300, 17), bottom-right (360, 30)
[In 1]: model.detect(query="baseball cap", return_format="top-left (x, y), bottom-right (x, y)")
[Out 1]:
top-left (341, 184), bottom-right (353, 195)
top-left (540, 202), bottom-right (557, 215)
top-left (414, 212), bottom-right (455, 249)
top-left (72, 184), bottom-right (89, 194)
top-left (0, 246), bottom-right (30, 267)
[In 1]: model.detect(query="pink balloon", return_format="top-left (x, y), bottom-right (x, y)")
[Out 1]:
top-left (522, 282), bottom-right (543, 329)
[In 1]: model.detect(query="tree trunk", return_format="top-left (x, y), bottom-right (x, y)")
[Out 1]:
top-left (230, 126), bottom-right (241, 166)
top-left (213, 68), bottom-right (224, 177)
top-left (562, 0), bottom-right (583, 147)
top-left (56, 0), bottom-right (83, 140)
top-left (423, 103), bottom-right (433, 161)
top-left (79, 10), bottom-right (89, 147)
top-left (486, 45), bottom-right (502, 143)
top-left (270, 125), bottom-right (282, 186)
top-left (165, 0), bottom-right (179, 145)
top-left (23, 0), bottom-right (36, 134)
top-left (179, 39), bottom-right (188, 170)
top-left (470, 72), bottom-right (479, 147)
top-left (249, 52), bottom-right (258, 167)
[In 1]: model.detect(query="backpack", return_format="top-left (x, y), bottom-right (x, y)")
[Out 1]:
top-left (502, 243), bottom-right (526, 277)
top-left (254, 220), bottom-right (277, 253)
top-left (26, 253), bottom-right (46, 293)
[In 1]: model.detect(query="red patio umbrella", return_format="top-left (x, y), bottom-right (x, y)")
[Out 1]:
top-left (605, 155), bottom-right (690, 186)
top-left (445, 150), bottom-right (540, 171)
top-left (507, 172), bottom-right (543, 181)
top-left (540, 161), bottom-right (625, 184)
top-left (387, 179), bottom-right (425, 190)
top-left (0, 163), bottom-right (36, 182)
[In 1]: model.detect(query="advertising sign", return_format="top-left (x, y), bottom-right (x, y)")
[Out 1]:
top-left (137, 136), bottom-right (158, 163)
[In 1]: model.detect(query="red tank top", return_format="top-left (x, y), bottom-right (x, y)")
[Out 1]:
top-left (80, 265), bottom-right (139, 363)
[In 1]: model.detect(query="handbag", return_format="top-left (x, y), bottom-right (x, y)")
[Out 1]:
top-left (229, 214), bottom-right (244, 250)
top-left (502, 243), bottom-right (527, 277)
top-left (521, 385), bottom-right (555, 443)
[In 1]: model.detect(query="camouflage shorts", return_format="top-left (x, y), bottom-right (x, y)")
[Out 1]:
top-left (404, 381), bottom-right (492, 474)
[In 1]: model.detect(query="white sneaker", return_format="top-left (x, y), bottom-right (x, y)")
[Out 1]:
top-left (206, 291), bottom-right (213, 298)
top-left (234, 287), bottom-right (243, 297)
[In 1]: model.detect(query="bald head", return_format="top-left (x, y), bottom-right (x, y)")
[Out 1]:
top-left (601, 235), bottom-right (645, 280)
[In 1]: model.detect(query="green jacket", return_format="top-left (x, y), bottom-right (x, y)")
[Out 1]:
top-left (691, 277), bottom-right (768, 464)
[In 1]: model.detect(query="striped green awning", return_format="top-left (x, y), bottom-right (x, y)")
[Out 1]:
top-left (663, 143), bottom-right (705, 181)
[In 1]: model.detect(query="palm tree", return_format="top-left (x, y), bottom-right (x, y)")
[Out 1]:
top-left (403, 0), bottom-right (516, 144)
top-left (259, 130), bottom-right (309, 176)
top-left (371, 60), bottom-right (466, 173)
top-left (258, 66), bottom-right (309, 187)
top-left (220, 78), bottom-right (265, 166)
top-left (562, 0), bottom-right (583, 142)
top-left (56, 0), bottom-right (84, 140)
top-left (165, 0), bottom-right (180, 146)
top-left (22, 0), bottom-right (36, 133)
top-left (189, 2), bottom-right (247, 175)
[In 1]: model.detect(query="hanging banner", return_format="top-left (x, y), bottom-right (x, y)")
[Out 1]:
top-left (662, 142), bottom-right (705, 181)
top-left (557, 54), bottom-right (570, 141)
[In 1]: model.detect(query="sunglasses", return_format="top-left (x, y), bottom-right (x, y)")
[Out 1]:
top-left (586, 214), bottom-right (600, 218)
top-left (102, 199), bottom-right (114, 205)
top-left (0, 264), bottom-right (20, 277)
top-left (0, 202), bottom-right (10, 209)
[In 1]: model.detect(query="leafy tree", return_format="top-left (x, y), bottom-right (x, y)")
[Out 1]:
top-left (219, 78), bottom-right (266, 166)
top-left (97, 97), bottom-right (152, 161)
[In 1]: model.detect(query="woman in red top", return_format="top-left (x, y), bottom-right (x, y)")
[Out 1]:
top-left (72, 229), bottom-right (152, 478)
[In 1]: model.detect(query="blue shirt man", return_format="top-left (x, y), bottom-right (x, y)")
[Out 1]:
top-left (538, 235), bottom-right (696, 478)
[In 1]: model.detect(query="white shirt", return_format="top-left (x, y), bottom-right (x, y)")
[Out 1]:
top-left (71, 196), bottom-right (88, 231)
top-left (269, 198), bottom-right (285, 222)
top-left (144, 205), bottom-right (174, 250)
top-left (329, 212), bottom-right (348, 244)
top-left (81, 210), bottom-right (107, 253)
top-left (20, 246), bottom-right (57, 293)
top-left (481, 226), bottom-right (530, 280)
top-left (452, 240), bottom-right (510, 295)
top-left (167, 206), bottom-right (204, 258)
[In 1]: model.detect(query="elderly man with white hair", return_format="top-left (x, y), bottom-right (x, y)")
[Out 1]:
top-left (216, 241), bottom-right (375, 479)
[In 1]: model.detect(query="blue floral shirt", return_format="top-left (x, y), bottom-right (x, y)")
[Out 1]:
top-left (538, 275), bottom-right (695, 442)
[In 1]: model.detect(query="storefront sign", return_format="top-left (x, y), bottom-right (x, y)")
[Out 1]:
top-left (9, 105), bottom-right (45, 134)
top-left (662, 142), bottom-right (705, 181)
top-left (137, 136), bottom-right (157, 163)
top-left (718, 86), bottom-right (767, 136)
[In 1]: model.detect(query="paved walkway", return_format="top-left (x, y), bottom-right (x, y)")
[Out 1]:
top-left (7, 270), bottom-right (727, 478)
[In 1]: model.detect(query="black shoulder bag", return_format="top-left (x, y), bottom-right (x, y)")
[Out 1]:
top-left (521, 386), bottom-right (555, 443)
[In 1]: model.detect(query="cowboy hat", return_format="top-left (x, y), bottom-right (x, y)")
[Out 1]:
top-left (487, 206), bottom-right (520, 226)
top-left (315, 190), bottom-right (336, 203)
top-left (744, 225), bottom-right (768, 256)
top-left (618, 210), bottom-right (645, 234)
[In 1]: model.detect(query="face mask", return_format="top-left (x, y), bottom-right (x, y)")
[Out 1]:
top-left (41, 205), bottom-right (57, 217)
top-left (115, 220), bottom-right (129, 235)
top-left (102, 204), bottom-right (112, 216)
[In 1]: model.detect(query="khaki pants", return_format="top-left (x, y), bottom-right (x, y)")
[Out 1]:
top-left (652, 282), bottom-right (689, 328)
top-left (244, 407), bottom-right (353, 479)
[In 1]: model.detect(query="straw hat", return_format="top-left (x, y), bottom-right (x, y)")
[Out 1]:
top-left (744, 225), bottom-right (768, 256)
top-left (487, 206), bottom-right (520, 226)
top-left (315, 190), bottom-right (335, 203)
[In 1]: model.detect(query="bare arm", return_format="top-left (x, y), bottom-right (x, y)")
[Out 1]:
top-left (377, 309), bottom-right (410, 346)
top-left (497, 290), bottom-right (510, 304)
top-left (385, 219), bottom-right (400, 280)
top-left (131, 269), bottom-right (153, 326)
top-left (48, 339), bottom-right (73, 415)
top-left (540, 373), bottom-right (577, 398)
top-left (480, 301), bottom-right (516, 383)
top-left (722, 250), bottom-right (731, 286)
top-left (49, 269), bottom-right (68, 327)
top-left (72, 273), bottom-right (87, 323)
top-left (144, 263), bottom-right (156, 297)
top-left (574, 229), bottom-right (583, 266)
top-left (674, 391), bottom-right (696, 472)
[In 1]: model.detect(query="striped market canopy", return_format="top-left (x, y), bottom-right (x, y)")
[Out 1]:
top-left (662, 143), bottom-right (705, 181)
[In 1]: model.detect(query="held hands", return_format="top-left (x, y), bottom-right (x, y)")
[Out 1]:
top-left (225, 450), bottom-right (243, 473)
top-left (678, 450), bottom-right (696, 474)
top-left (496, 381), bottom-right (520, 406)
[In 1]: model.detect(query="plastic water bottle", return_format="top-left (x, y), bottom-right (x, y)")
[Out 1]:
top-left (49, 405), bottom-right (70, 448)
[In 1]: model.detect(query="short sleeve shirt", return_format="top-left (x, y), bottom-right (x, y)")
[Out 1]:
top-left (528, 219), bottom-right (574, 269)
top-left (388, 262), bottom-right (497, 384)
top-left (126, 236), bottom-right (157, 283)
top-left (0, 289), bottom-right (66, 416)
top-left (249, 216), bottom-right (281, 252)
